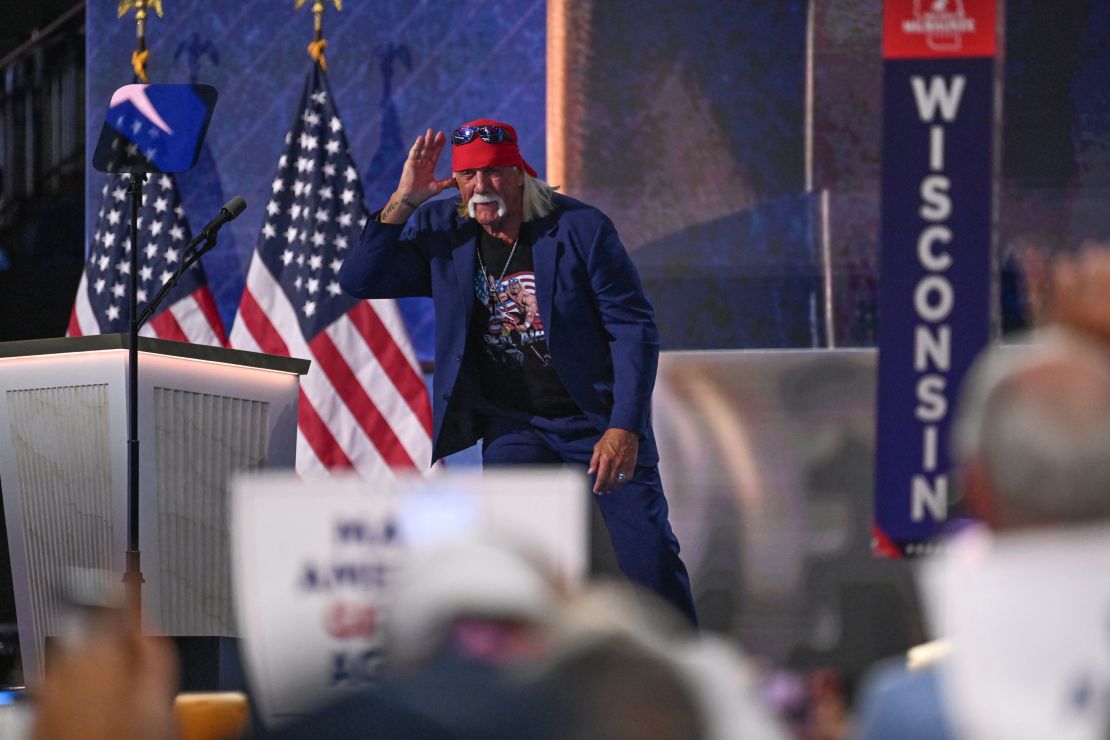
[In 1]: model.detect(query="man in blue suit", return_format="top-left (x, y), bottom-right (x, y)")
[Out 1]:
top-left (339, 119), bottom-right (696, 624)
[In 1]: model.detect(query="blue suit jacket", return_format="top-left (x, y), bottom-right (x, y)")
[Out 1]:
top-left (339, 194), bottom-right (660, 464)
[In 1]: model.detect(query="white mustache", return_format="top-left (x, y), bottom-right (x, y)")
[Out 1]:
top-left (468, 193), bottom-right (507, 219)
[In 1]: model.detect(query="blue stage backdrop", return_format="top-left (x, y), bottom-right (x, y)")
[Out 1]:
top-left (86, 0), bottom-right (547, 362)
top-left (81, 1), bottom-right (1110, 358)
top-left (552, 0), bottom-right (818, 350)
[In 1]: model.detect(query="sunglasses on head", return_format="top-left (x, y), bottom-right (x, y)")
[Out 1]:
top-left (452, 125), bottom-right (515, 146)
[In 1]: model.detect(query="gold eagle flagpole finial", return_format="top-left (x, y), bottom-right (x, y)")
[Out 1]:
top-left (118, 0), bottom-right (164, 82)
top-left (296, 0), bottom-right (343, 71)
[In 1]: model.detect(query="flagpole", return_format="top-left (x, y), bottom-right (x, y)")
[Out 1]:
top-left (297, 0), bottom-right (342, 71)
top-left (118, 0), bottom-right (163, 83)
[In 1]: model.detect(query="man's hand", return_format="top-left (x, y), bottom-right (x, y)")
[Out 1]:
top-left (381, 129), bottom-right (457, 224)
top-left (588, 427), bottom-right (638, 494)
top-left (32, 611), bottom-right (179, 740)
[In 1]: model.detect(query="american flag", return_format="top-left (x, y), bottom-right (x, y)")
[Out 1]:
top-left (229, 66), bottom-right (432, 476)
top-left (69, 171), bottom-right (227, 344)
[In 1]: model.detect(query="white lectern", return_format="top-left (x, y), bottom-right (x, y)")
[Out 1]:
top-left (0, 334), bottom-right (308, 683)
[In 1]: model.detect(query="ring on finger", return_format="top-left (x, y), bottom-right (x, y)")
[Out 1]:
top-left (617, 472), bottom-right (627, 482)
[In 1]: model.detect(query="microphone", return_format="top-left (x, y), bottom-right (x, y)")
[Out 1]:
top-left (139, 195), bottom-right (247, 327)
top-left (197, 195), bottom-right (247, 239)
top-left (182, 196), bottom-right (247, 260)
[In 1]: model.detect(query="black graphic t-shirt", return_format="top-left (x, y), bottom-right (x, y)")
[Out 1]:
top-left (469, 226), bottom-right (581, 418)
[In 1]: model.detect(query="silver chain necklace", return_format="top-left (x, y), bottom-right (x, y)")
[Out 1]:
top-left (475, 237), bottom-right (519, 287)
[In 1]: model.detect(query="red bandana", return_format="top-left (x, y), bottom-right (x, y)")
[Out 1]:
top-left (451, 118), bottom-right (537, 177)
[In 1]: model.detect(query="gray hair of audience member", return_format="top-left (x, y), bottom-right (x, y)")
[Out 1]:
top-left (380, 538), bottom-right (561, 671)
top-left (534, 633), bottom-right (704, 740)
top-left (536, 581), bottom-right (789, 740)
top-left (951, 327), bottom-right (1110, 527)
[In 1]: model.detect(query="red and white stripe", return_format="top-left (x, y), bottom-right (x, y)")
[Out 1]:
top-left (68, 272), bottom-right (228, 347)
top-left (229, 257), bottom-right (432, 478)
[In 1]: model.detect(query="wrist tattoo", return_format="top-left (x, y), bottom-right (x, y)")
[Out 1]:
top-left (383, 198), bottom-right (418, 219)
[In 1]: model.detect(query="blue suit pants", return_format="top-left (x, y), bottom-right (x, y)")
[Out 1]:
top-left (481, 414), bottom-right (698, 626)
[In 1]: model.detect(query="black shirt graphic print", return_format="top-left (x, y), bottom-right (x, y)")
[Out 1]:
top-left (470, 226), bottom-right (581, 419)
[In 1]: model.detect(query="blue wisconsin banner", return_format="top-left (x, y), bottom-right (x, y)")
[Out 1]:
top-left (874, 0), bottom-right (997, 557)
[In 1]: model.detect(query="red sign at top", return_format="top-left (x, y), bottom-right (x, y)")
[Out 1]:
top-left (883, 0), bottom-right (997, 59)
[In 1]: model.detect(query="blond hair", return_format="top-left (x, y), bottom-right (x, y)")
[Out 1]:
top-left (522, 172), bottom-right (558, 221)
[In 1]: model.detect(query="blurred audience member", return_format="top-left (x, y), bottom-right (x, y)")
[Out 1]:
top-left (263, 539), bottom-right (563, 740)
top-left (804, 668), bottom-right (851, 740)
top-left (856, 326), bottom-right (1110, 740)
top-left (538, 581), bottom-right (790, 740)
top-left (536, 632), bottom-right (703, 740)
top-left (267, 544), bottom-right (792, 740)
top-left (381, 539), bottom-right (561, 672)
top-left (854, 657), bottom-right (955, 740)
top-left (1049, 246), bottom-right (1110, 345)
top-left (31, 609), bottom-right (178, 740)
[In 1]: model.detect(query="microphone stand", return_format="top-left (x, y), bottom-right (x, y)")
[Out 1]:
top-left (125, 199), bottom-right (221, 625)
top-left (124, 171), bottom-right (146, 625)
top-left (136, 231), bottom-right (219, 326)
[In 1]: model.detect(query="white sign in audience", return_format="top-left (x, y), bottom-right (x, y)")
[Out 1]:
top-left (230, 468), bottom-right (590, 727)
